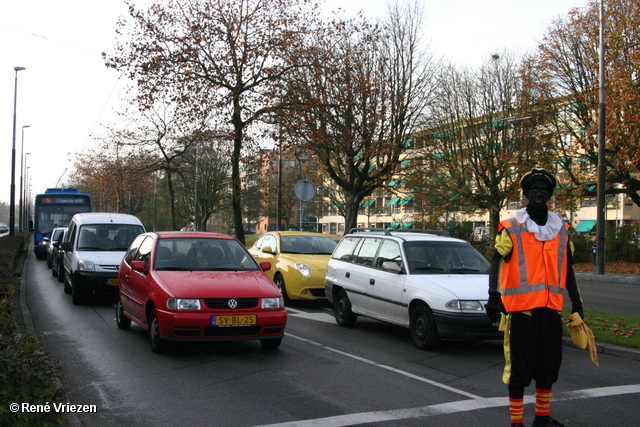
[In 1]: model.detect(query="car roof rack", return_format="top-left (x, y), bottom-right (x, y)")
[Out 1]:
top-left (349, 228), bottom-right (392, 235)
top-left (348, 228), bottom-right (450, 237)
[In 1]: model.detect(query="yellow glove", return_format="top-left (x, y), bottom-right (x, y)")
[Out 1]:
top-left (568, 312), bottom-right (598, 367)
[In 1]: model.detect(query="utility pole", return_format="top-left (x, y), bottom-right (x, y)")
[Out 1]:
top-left (595, 0), bottom-right (606, 274)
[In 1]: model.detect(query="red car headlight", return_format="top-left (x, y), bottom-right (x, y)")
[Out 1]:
top-left (167, 298), bottom-right (202, 310)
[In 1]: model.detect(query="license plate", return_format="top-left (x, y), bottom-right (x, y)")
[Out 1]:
top-left (108, 278), bottom-right (118, 286)
top-left (212, 315), bottom-right (256, 326)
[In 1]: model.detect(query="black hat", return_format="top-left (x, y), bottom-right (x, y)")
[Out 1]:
top-left (520, 167), bottom-right (557, 193)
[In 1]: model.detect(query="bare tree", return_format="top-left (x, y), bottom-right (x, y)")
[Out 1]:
top-left (416, 52), bottom-right (546, 237)
top-left (174, 134), bottom-right (232, 231)
top-left (107, 0), bottom-right (320, 244)
top-left (278, 1), bottom-right (439, 233)
top-left (105, 101), bottom-right (200, 230)
top-left (71, 142), bottom-right (154, 215)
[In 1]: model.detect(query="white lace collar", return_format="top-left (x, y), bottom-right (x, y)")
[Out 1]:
top-left (513, 208), bottom-right (564, 241)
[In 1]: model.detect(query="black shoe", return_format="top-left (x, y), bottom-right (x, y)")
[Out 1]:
top-left (532, 417), bottom-right (564, 427)
top-left (511, 423), bottom-right (524, 427)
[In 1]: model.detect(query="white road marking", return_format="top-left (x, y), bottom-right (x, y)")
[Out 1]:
top-left (277, 312), bottom-right (640, 427)
top-left (286, 311), bottom-right (480, 398)
top-left (254, 383), bottom-right (640, 427)
top-left (286, 307), bottom-right (337, 324)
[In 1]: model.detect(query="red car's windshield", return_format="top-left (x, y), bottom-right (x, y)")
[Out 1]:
top-left (155, 238), bottom-right (261, 271)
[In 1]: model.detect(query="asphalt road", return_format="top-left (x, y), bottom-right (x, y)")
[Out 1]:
top-left (568, 273), bottom-right (640, 317)
top-left (19, 252), bottom-right (640, 427)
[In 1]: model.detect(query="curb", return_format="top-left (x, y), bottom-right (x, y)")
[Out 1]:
top-left (575, 271), bottom-right (640, 285)
top-left (12, 236), bottom-right (33, 335)
top-left (562, 336), bottom-right (640, 361)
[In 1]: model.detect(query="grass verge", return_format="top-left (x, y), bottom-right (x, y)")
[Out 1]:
top-left (0, 232), bottom-right (67, 426)
top-left (562, 308), bottom-right (640, 349)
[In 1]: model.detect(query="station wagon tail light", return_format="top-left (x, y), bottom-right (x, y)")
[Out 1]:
top-left (262, 297), bottom-right (284, 309)
top-left (295, 263), bottom-right (312, 277)
top-left (446, 300), bottom-right (484, 312)
top-left (167, 298), bottom-right (201, 310)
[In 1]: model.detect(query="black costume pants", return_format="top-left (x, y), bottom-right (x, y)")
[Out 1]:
top-left (505, 308), bottom-right (563, 388)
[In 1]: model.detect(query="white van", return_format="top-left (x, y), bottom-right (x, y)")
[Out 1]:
top-left (61, 213), bottom-right (145, 304)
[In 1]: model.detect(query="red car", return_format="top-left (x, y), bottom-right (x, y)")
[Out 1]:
top-left (116, 231), bottom-right (287, 353)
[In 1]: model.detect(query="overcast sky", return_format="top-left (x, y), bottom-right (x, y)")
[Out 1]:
top-left (0, 0), bottom-right (589, 206)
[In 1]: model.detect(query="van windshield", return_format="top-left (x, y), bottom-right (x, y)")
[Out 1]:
top-left (78, 224), bottom-right (145, 251)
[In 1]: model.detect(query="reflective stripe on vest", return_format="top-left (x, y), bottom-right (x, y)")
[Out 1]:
top-left (499, 218), bottom-right (570, 312)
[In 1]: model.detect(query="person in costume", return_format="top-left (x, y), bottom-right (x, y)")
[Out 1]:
top-left (485, 167), bottom-right (584, 427)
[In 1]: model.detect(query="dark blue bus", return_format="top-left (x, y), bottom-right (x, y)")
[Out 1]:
top-left (33, 188), bottom-right (91, 259)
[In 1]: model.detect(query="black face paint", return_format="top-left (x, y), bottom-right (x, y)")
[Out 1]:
top-left (526, 179), bottom-right (551, 225)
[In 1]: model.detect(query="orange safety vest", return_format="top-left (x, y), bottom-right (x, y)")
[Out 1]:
top-left (498, 217), bottom-right (570, 312)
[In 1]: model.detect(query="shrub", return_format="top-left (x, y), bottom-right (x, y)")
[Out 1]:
top-left (571, 233), bottom-right (595, 263)
top-left (606, 225), bottom-right (640, 262)
top-left (571, 224), bottom-right (640, 263)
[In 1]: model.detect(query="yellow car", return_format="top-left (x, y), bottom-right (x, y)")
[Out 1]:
top-left (248, 231), bottom-right (337, 302)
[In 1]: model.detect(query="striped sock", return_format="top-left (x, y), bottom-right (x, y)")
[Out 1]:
top-left (509, 397), bottom-right (524, 424)
top-left (534, 388), bottom-right (552, 424)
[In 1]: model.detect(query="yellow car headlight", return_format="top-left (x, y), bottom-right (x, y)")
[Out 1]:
top-left (295, 263), bottom-right (312, 277)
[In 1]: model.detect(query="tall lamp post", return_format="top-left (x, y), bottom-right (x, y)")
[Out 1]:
top-left (10, 66), bottom-right (26, 237)
top-left (21, 153), bottom-right (31, 230)
top-left (27, 175), bottom-right (33, 230)
top-left (19, 125), bottom-right (30, 231)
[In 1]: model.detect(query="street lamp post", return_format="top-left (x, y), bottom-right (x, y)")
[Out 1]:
top-left (9, 66), bottom-right (26, 237)
top-left (27, 175), bottom-right (32, 230)
top-left (22, 153), bottom-right (31, 230)
top-left (19, 125), bottom-right (30, 231)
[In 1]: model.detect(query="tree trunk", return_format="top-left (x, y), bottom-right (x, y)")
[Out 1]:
top-left (231, 99), bottom-right (245, 245)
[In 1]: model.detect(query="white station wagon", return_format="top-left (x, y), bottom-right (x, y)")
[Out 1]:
top-left (324, 229), bottom-right (501, 350)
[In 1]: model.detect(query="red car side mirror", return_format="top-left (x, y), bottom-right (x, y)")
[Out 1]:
top-left (259, 261), bottom-right (271, 272)
top-left (131, 260), bottom-right (147, 273)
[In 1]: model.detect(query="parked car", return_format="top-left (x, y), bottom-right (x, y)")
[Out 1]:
top-left (116, 231), bottom-right (287, 353)
top-left (61, 213), bottom-right (145, 304)
top-left (324, 228), bottom-right (501, 350)
top-left (49, 227), bottom-right (68, 282)
top-left (46, 227), bottom-right (67, 269)
top-left (248, 231), bottom-right (337, 302)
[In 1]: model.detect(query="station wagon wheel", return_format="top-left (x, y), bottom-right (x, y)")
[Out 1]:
top-left (410, 304), bottom-right (441, 350)
top-left (274, 273), bottom-right (290, 304)
top-left (115, 297), bottom-right (131, 330)
top-left (149, 309), bottom-right (167, 354)
top-left (334, 289), bottom-right (358, 327)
